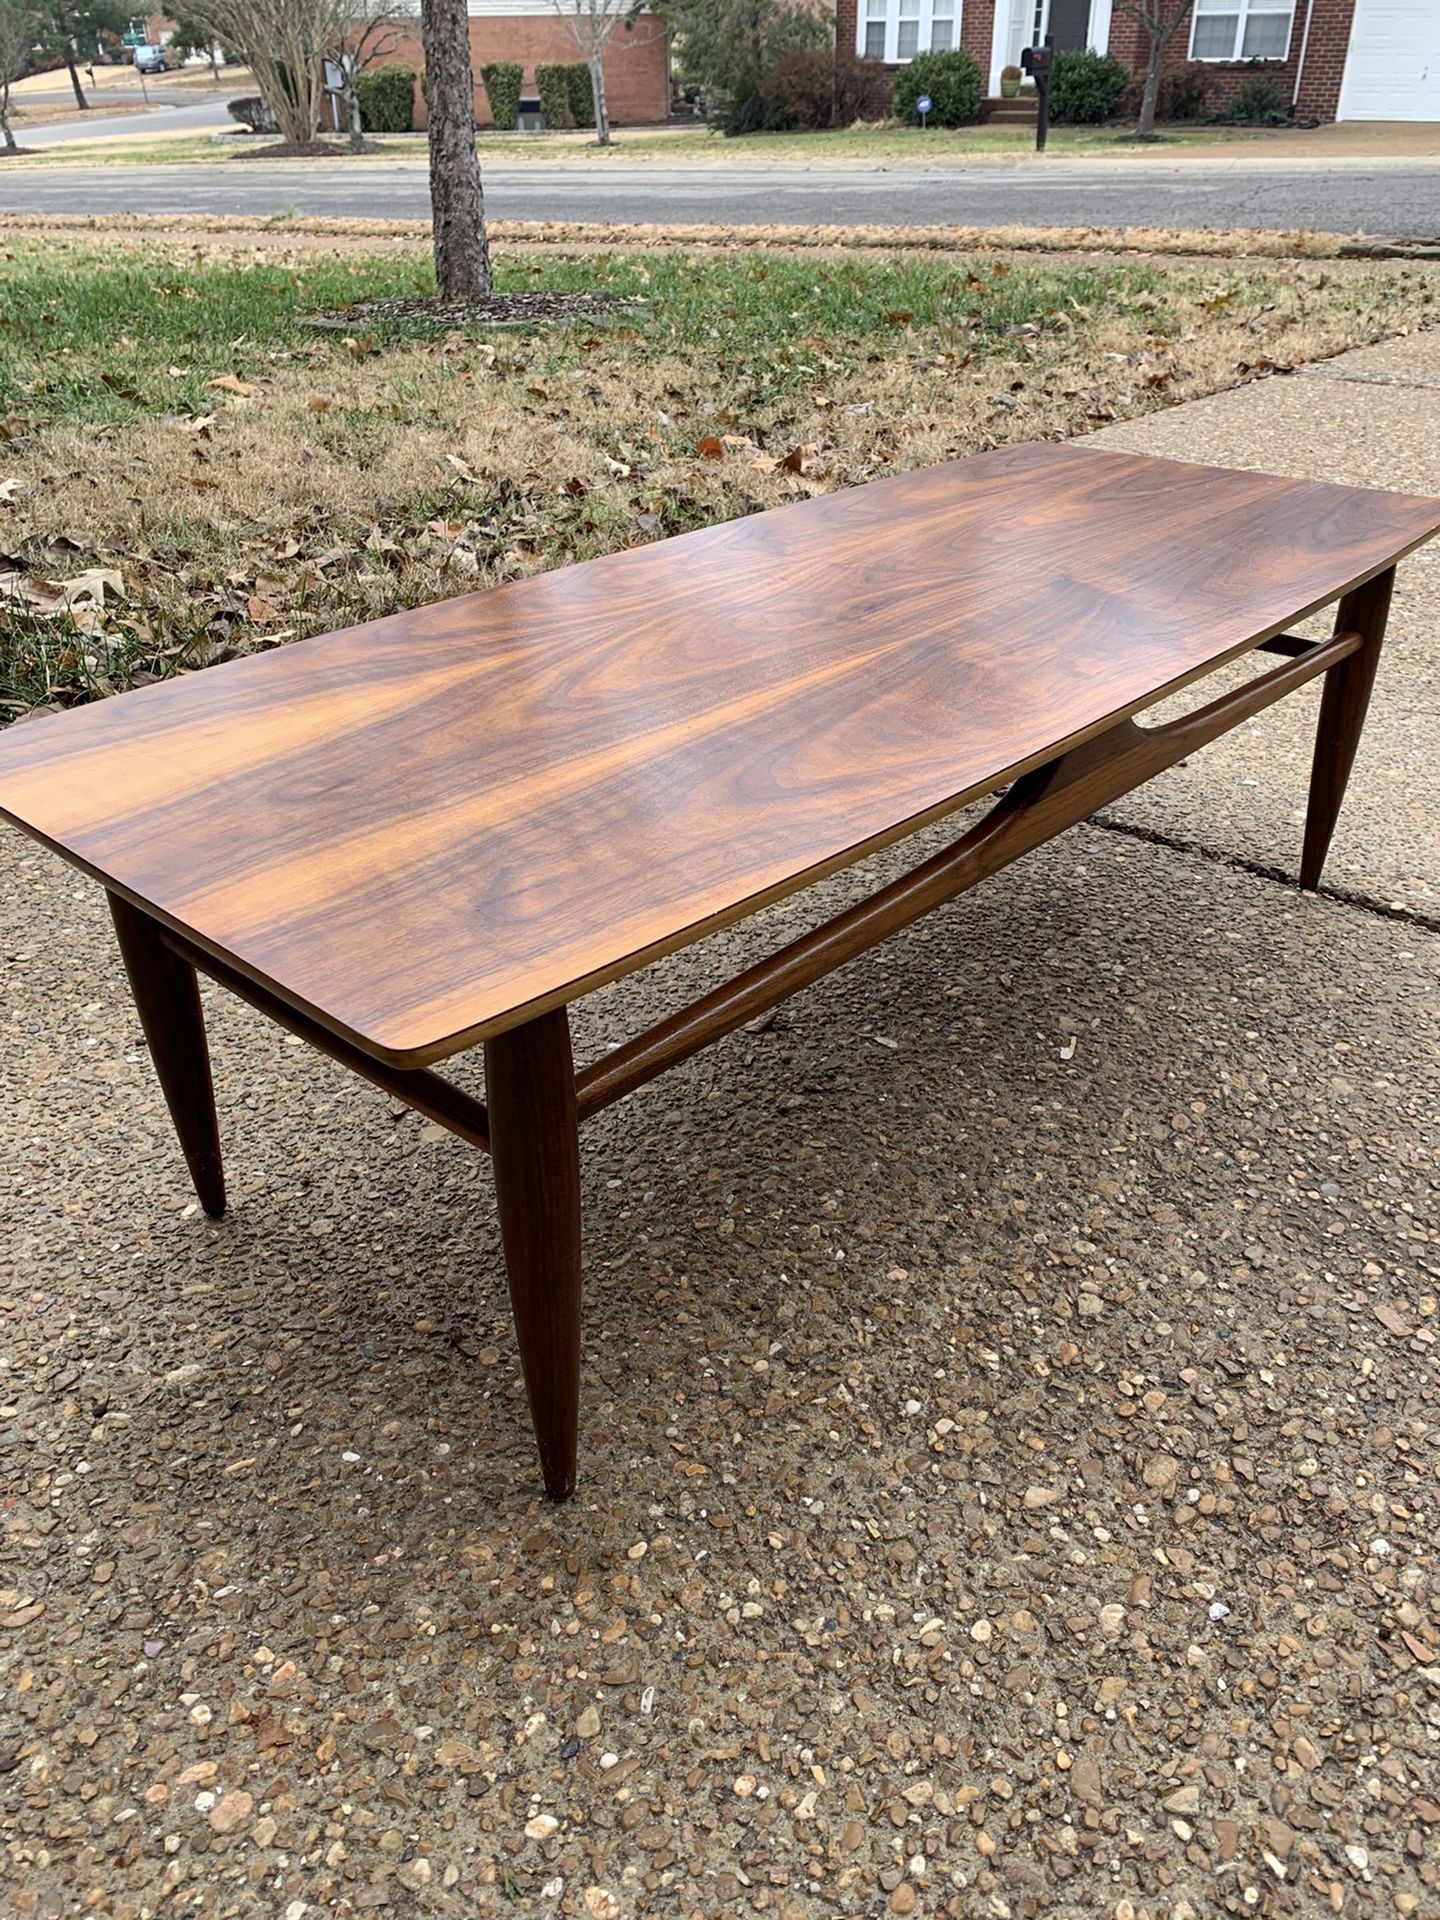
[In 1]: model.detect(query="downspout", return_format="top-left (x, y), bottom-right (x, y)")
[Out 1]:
top-left (1292, 0), bottom-right (1317, 111)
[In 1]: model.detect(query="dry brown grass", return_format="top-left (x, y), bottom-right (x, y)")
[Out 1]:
top-left (1, 230), bottom-right (1435, 716)
top-left (0, 209), bottom-right (1394, 261)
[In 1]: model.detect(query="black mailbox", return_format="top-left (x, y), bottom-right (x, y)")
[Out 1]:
top-left (1019, 41), bottom-right (1053, 150)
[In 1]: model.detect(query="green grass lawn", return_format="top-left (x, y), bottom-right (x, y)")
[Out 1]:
top-left (0, 243), bottom-right (1168, 427)
top-left (0, 237), bottom-right (1426, 719)
top-left (1, 119), bottom-right (1254, 170)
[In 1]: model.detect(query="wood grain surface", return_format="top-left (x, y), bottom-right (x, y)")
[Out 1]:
top-left (2, 443), bottom-right (1437, 1066)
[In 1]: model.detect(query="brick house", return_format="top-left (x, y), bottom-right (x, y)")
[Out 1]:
top-left (837, 0), bottom-right (1439, 122)
top-left (384, 2), bottom-right (671, 129)
top-left (140, 2), bottom-right (671, 128)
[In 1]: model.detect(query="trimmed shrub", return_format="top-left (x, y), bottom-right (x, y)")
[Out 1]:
top-left (1121, 67), bottom-right (1212, 123)
top-left (760, 50), bottom-right (892, 130)
top-left (719, 80), bottom-right (795, 136)
top-left (481, 60), bottom-right (522, 130)
top-left (892, 48), bottom-right (981, 128)
top-left (566, 62), bottom-right (594, 128)
top-left (1158, 68), bottom-right (1210, 122)
top-left (535, 61), bottom-right (570, 130)
top-left (834, 52), bottom-right (894, 123)
top-left (1223, 71), bottom-right (1287, 124)
top-left (1048, 48), bottom-right (1128, 124)
top-left (226, 95), bottom-right (274, 132)
top-left (354, 63), bottom-right (415, 133)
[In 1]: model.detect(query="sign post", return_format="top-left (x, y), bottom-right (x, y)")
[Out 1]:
top-left (916, 92), bottom-right (932, 131)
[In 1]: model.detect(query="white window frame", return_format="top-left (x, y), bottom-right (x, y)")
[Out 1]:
top-left (857, 0), bottom-right (964, 64)
top-left (1187, 0), bottom-right (1295, 63)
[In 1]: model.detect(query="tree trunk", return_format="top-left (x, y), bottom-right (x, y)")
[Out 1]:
top-left (345, 73), bottom-right (364, 150)
top-left (421, 0), bottom-right (491, 298)
top-left (66, 55), bottom-right (87, 110)
top-left (1136, 37), bottom-right (1162, 138)
top-left (589, 50), bottom-right (609, 146)
top-left (0, 106), bottom-right (16, 152)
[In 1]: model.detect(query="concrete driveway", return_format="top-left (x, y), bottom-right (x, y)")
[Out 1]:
top-left (2, 331), bottom-right (1439, 1916)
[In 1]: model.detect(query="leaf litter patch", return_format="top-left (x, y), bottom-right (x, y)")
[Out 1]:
top-left (301, 290), bottom-right (643, 334)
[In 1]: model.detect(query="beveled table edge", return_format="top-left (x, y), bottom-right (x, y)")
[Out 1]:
top-left (4, 542), bottom-right (1430, 1071)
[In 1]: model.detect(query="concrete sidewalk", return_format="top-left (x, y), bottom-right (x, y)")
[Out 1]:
top-left (1091, 328), bottom-right (1440, 915)
top-left (2, 329), bottom-right (1438, 1919)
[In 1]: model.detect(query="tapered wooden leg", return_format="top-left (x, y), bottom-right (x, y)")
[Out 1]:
top-left (1301, 567), bottom-right (1394, 891)
top-left (485, 1007), bottom-right (582, 1501)
top-left (108, 893), bottom-right (226, 1218)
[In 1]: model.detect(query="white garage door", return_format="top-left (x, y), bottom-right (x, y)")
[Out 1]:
top-left (1338, 0), bottom-right (1440, 121)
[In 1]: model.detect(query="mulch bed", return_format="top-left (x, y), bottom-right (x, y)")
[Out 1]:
top-left (236, 140), bottom-right (387, 160)
top-left (301, 290), bottom-right (643, 330)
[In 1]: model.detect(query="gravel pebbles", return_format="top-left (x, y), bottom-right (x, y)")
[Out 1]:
top-left (3, 810), bottom-right (1437, 1919)
top-left (4, 335), bottom-right (1440, 1917)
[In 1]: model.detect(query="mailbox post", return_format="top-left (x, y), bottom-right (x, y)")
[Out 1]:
top-left (1020, 40), bottom-right (1053, 154)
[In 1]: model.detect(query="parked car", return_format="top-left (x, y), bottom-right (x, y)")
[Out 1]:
top-left (133, 44), bottom-right (170, 74)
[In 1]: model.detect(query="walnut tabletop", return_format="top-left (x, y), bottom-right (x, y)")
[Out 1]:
top-left (2, 442), bottom-right (1437, 1069)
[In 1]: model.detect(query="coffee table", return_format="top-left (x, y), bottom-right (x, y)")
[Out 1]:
top-left (3, 443), bottom-right (1437, 1498)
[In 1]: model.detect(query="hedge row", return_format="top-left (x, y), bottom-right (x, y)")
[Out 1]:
top-left (354, 63), bottom-right (414, 133)
top-left (534, 61), bottom-right (595, 130)
top-left (480, 61), bottom-right (522, 131)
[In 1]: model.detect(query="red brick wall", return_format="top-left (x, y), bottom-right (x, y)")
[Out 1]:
top-left (837, 0), bottom-right (997, 87)
top-left (1101, 0), bottom-right (1354, 122)
top-left (966, 0), bottom-right (998, 80)
top-left (385, 14), bottom-right (671, 129)
top-left (840, 0), bottom-right (1355, 120)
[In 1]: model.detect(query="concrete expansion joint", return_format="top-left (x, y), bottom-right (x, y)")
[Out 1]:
top-left (1092, 814), bottom-right (1440, 937)
top-left (1297, 366), bottom-right (1440, 392)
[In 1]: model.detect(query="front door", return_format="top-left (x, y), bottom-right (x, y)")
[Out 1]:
top-left (1048, 0), bottom-right (1091, 52)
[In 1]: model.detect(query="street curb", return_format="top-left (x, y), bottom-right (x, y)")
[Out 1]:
top-left (6, 209), bottom-right (1433, 262)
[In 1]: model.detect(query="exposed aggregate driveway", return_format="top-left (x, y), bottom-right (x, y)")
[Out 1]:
top-left (2, 334), bottom-right (1439, 1919)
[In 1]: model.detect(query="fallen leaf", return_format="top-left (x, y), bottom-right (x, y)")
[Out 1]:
top-left (208, 374), bottom-right (258, 397)
top-left (695, 436), bottom-right (724, 460)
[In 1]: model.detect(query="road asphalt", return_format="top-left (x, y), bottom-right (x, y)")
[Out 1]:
top-left (13, 96), bottom-right (233, 144)
top-left (2, 157), bottom-right (1439, 234)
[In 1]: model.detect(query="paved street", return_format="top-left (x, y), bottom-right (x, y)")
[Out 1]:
top-left (12, 96), bottom-right (232, 144)
top-left (2, 158), bottom-right (1438, 234)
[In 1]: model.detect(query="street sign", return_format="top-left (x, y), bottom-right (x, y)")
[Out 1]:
top-left (916, 92), bottom-right (932, 130)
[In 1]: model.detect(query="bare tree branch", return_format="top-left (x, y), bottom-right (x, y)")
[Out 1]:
top-left (0, 0), bottom-right (38, 152)
top-left (332, 0), bottom-right (414, 148)
top-left (187, 0), bottom-right (354, 146)
top-left (1114, 0), bottom-right (1196, 139)
top-left (551, 0), bottom-right (637, 146)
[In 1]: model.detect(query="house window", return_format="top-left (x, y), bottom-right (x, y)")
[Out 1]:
top-left (859, 0), bottom-right (964, 62)
top-left (1189, 0), bottom-right (1294, 62)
